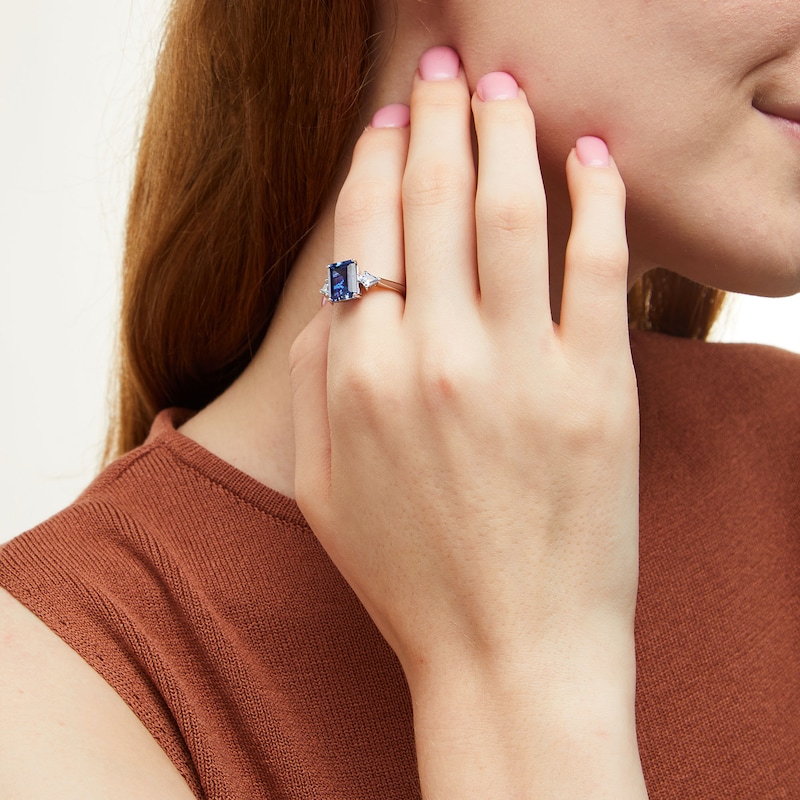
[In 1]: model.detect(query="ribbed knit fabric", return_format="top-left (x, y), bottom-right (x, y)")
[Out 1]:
top-left (1, 330), bottom-right (798, 799)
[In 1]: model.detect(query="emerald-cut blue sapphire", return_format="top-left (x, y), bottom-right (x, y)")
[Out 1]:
top-left (327, 259), bottom-right (361, 302)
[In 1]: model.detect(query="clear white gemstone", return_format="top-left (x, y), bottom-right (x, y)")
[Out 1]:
top-left (359, 271), bottom-right (380, 289)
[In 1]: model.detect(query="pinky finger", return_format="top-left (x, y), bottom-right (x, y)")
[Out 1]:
top-left (560, 137), bottom-right (630, 361)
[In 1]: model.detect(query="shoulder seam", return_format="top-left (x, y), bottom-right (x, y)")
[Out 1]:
top-left (116, 440), bottom-right (311, 537)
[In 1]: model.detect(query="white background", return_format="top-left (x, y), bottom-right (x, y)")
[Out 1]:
top-left (1, 2), bottom-right (799, 543)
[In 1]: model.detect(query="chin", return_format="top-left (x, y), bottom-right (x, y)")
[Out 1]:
top-left (672, 249), bottom-right (800, 298)
top-left (629, 212), bottom-right (800, 299)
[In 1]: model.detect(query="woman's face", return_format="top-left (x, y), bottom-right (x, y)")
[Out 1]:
top-left (448, 0), bottom-right (800, 296)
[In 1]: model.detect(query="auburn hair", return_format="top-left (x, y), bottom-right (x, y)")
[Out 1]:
top-left (106, 0), bottom-right (725, 462)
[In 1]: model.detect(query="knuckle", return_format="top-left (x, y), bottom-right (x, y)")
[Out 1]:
top-left (569, 235), bottom-right (629, 281)
top-left (583, 243), bottom-right (630, 282)
top-left (553, 384), bottom-right (635, 454)
top-left (479, 190), bottom-right (544, 234)
top-left (415, 346), bottom-right (481, 410)
top-left (554, 402), bottom-right (610, 453)
top-left (335, 359), bottom-right (378, 401)
top-left (584, 169), bottom-right (627, 204)
top-left (336, 178), bottom-right (396, 230)
top-left (330, 355), bottom-right (394, 416)
top-left (403, 159), bottom-right (474, 209)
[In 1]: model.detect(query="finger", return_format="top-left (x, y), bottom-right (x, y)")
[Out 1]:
top-left (471, 75), bottom-right (551, 331)
top-left (402, 47), bottom-right (479, 325)
top-left (289, 303), bottom-right (334, 519)
top-left (560, 137), bottom-right (630, 360)
top-left (331, 105), bottom-right (409, 337)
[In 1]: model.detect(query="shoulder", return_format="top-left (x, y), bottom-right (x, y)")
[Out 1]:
top-left (0, 586), bottom-right (196, 799)
top-left (631, 329), bottom-right (800, 383)
top-left (0, 411), bottom-right (309, 799)
top-left (631, 332), bottom-right (800, 498)
top-left (631, 330), bottom-right (800, 424)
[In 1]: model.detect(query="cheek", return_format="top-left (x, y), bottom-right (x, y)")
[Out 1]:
top-left (602, 102), bottom-right (800, 295)
top-left (459, 0), bottom-right (800, 294)
top-left (624, 150), bottom-right (800, 297)
top-left (535, 86), bottom-right (800, 296)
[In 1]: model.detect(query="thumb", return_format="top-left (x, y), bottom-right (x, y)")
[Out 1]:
top-left (289, 302), bottom-right (333, 515)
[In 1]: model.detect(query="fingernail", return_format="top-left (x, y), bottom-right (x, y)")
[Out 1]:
top-left (576, 136), bottom-right (610, 167)
top-left (419, 46), bottom-right (460, 81)
top-left (321, 294), bottom-right (329, 307)
top-left (476, 72), bottom-right (519, 101)
top-left (370, 103), bottom-right (410, 128)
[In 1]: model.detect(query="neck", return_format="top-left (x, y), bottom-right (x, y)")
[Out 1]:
top-left (177, 196), bottom-right (334, 497)
top-left (177, 24), bottom-right (442, 496)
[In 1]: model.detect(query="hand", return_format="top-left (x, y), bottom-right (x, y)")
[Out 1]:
top-left (290, 47), bottom-right (645, 798)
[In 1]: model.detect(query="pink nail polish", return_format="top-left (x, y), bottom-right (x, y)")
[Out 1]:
top-left (476, 72), bottom-right (519, 101)
top-left (370, 103), bottom-right (411, 129)
top-left (419, 46), bottom-right (460, 81)
top-left (576, 136), bottom-right (610, 167)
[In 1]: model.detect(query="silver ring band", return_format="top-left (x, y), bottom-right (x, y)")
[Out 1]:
top-left (321, 259), bottom-right (406, 303)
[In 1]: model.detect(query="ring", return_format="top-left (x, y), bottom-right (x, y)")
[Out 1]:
top-left (320, 259), bottom-right (406, 303)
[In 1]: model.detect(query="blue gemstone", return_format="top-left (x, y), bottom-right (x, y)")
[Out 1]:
top-left (328, 259), bottom-right (360, 302)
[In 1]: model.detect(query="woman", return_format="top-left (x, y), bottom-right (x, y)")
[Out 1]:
top-left (1, 0), bottom-right (798, 796)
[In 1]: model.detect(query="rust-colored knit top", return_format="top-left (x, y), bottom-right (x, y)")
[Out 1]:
top-left (1, 331), bottom-right (799, 798)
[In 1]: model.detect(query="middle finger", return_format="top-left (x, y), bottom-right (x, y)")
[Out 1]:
top-left (402, 47), bottom-right (480, 325)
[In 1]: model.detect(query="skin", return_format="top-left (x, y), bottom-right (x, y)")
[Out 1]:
top-left (181, 0), bottom-right (800, 499)
top-left (435, 0), bottom-right (800, 298)
top-left (2, 0), bottom-right (799, 796)
top-left (290, 60), bottom-right (645, 794)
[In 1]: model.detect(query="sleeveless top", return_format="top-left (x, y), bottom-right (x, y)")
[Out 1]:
top-left (1, 330), bottom-right (799, 798)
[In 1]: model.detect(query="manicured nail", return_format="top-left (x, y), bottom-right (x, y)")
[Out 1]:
top-left (576, 136), bottom-right (610, 167)
top-left (370, 103), bottom-right (410, 128)
top-left (476, 72), bottom-right (519, 101)
top-left (419, 46), bottom-right (460, 81)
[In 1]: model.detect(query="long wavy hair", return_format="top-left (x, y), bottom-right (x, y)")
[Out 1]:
top-left (106, 0), bottom-right (725, 462)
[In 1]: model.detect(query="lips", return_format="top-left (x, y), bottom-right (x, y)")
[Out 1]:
top-left (752, 96), bottom-right (800, 146)
top-left (752, 99), bottom-right (800, 124)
